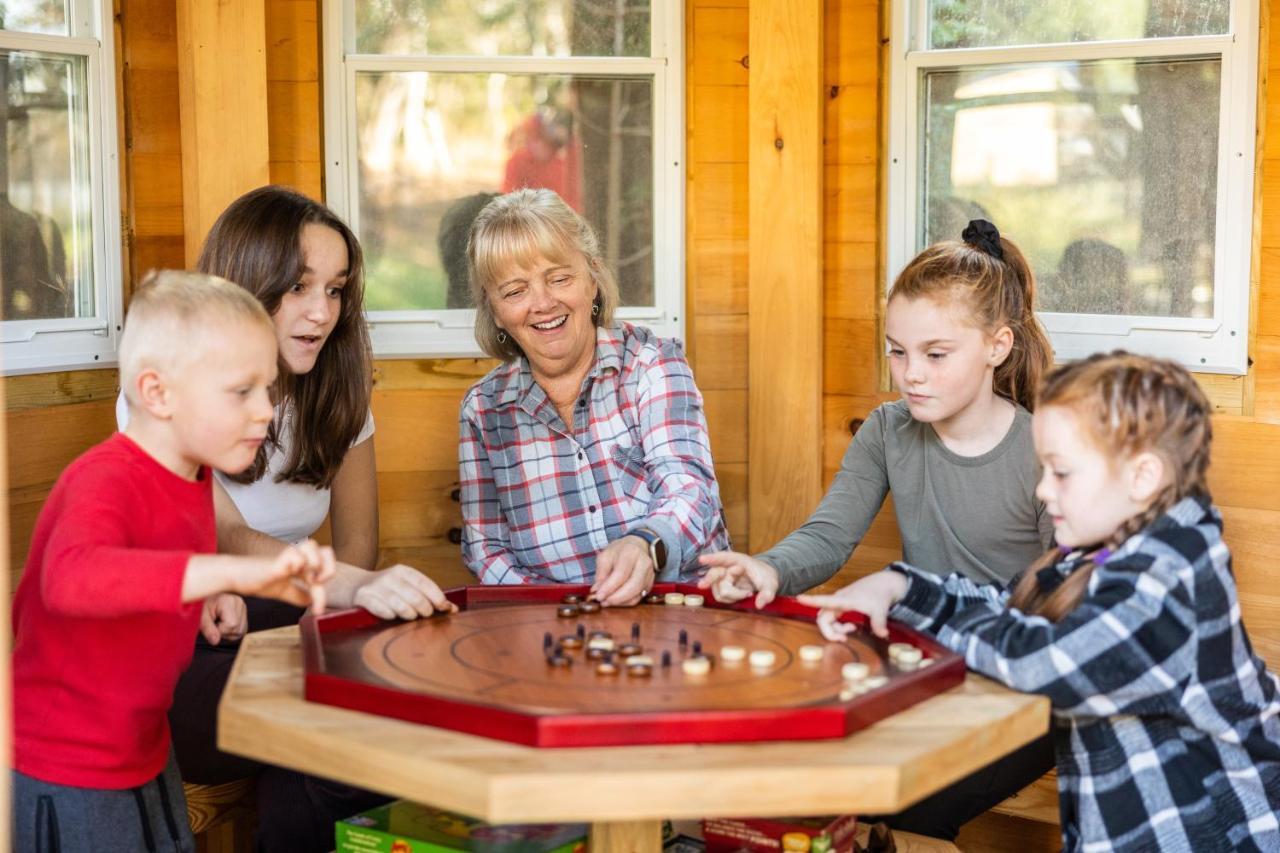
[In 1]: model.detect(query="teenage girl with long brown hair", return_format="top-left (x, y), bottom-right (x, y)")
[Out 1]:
top-left (118, 186), bottom-right (452, 852)
top-left (803, 352), bottom-right (1280, 852)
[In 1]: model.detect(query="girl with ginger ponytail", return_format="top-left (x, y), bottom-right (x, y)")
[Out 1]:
top-left (696, 220), bottom-right (1055, 840)
top-left (801, 352), bottom-right (1280, 853)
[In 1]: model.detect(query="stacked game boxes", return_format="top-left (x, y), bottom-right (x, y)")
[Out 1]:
top-left (337, 801), bottom-right (587, 853)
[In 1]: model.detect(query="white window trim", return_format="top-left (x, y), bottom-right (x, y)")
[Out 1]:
top-left (321, 0), bottom-right (686, 359)
top-left (0, 4), bottom-right (123, 376)
top-left (886, 0), bottom-right (1258, 375)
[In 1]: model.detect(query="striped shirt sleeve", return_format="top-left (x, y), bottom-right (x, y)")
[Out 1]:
top-left (458, 398), bottom-right (533, 585)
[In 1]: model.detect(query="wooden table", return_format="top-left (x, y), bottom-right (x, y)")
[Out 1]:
top-left (219, 626), bottom-right (1049, 852)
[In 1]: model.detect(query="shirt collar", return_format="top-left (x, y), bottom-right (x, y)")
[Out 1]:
top-left (493, 323), bottom-right (625, 407)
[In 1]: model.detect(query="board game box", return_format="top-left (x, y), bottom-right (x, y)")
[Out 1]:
top-left (702, 814), bottom-right (860, 852)
top-left (336, 801), bottom-right (587, 853)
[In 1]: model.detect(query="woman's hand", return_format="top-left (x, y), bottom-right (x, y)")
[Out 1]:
top-left (696, 551), bottom-right (780, 609)
top-left (353, 564), bottom-right (457, 621)
top-left (796, 570), bottom-right (909, 640)
top-left (591, 536), bottom-right (655, 607)
top-left (199, 593), bottom-right (247, 645)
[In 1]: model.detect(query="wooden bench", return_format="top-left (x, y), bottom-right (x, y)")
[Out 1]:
top-left (185, 779), bottom-right (255, 853)
top-left (992, 771), bottom-right (1060, 827)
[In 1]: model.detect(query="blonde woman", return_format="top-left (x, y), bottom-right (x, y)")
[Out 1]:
top-left (459, 189), bottom-right (729, 605)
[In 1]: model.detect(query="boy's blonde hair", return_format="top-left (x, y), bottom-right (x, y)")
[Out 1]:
top-left (466, 189), bottom-right (619, 362)
top-left (119, 270), bottom-right (275, 404)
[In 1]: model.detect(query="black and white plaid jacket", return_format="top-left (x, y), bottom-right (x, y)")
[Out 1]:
top-left (890, 496), bottom-right (1280, 852)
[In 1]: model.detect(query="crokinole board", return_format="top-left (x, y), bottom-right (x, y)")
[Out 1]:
top-left (301, 583), bottom-right (965, 748)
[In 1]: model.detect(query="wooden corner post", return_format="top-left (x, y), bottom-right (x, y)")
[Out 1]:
top-left (176, 0), bottom-right (272, 264)
top-left (747, 0), bottom-right (824, 552)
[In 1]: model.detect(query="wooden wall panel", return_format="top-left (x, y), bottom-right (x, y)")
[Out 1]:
top-left (819, 0), bottom-right (894, 582)
top-left (688, 0), bottom-right (750, 545)
top-left (176, 0), bottom-right (272, 262)
top-left (748, 0), bottom-right (825, 551)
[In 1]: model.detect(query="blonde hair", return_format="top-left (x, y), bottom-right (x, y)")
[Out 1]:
top-left (467, 189), bottom-right (619, 361)
top-left (119, 269), bottom-right (275, 403)
top-left (890, 235), bottom-right (1053, 412)
top-left (1008, 351), bottom-right (1214, 621)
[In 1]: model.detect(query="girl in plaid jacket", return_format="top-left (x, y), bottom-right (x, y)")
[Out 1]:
top-left (802, 352), bottom-right (1280, 852)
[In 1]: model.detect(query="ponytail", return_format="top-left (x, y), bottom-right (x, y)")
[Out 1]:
top-left (992, 238), bottom-right (1053, 412)
top-left (889, 220), bottom-right (1053, 411)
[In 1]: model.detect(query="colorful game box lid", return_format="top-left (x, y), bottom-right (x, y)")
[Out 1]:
top-left (703, 814), bottom-right (859, 853)
top-left (336, 801), bottom-right (588, 853)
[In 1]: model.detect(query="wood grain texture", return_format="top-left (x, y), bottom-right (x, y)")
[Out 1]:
top-left (690, 239), bottom-right (748, 316)
top-left (690, 314), bottom-right (747, 390)
top-left (176, 0), bottom-right (271, 262)
top-left (992, 770), bottom-right (1060, 825)
top-left (590, 821), bottom-right (663, 853)
top-left (5, 370), bottom-right (120, 412)
top-left (220, 626), bottom-right (1049, 822)
top-left (748, 0), bottom-right (824, 552)
top-left (704, 388), bottom-right (748, 463)
top-left (954, 811), bottom-right (1064, 852)
top-left (184, 779), bottom-right (255, 835)
top-left (300, 590), bottom-right (968, 754)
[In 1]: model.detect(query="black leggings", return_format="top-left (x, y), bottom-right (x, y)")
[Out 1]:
top-left (880, 732), bottom-right (1056, 841)
top-left (171, 601), bottom-right (389, 853)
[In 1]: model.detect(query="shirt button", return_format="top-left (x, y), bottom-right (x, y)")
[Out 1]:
top-left (577, 399), bottom-right (586, 408)
top-left (577, 451), bottom-right (584, 461)
top-left (589, 506), bottom-right (598, 513)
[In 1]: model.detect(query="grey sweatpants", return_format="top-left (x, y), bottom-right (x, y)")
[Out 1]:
top-left (12, 751), bottom-right (195, 853)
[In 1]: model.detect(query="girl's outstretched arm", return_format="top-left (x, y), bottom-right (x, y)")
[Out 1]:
top-left (905, 549), bottom-right (1198, 716)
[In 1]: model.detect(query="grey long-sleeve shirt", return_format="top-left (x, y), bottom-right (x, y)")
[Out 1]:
top-left (758, 400), bottom-right (1055, 595)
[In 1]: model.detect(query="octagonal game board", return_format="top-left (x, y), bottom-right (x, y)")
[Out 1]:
top-left (301, 583), bottom-right (964, 748)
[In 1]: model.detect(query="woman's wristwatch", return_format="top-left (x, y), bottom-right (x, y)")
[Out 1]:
top-left (628, 527), bottom-right (668, 573)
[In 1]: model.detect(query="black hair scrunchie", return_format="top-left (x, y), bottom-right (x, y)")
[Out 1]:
top-left (961, 218), bottom-right (1004, 262)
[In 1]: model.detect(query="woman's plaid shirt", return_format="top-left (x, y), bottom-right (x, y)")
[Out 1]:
top-left (459, 323), bottom-right (730, 584)
top-left (890, 496), bottom-right (1280, 852)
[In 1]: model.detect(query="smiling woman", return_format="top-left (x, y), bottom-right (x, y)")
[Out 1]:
top-left (458, 189), bottom-right (730, 604)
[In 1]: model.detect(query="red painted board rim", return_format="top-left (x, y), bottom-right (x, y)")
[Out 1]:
top-left (300, 585), bottom-right (966, 748)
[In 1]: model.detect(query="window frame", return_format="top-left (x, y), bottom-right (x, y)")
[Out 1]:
top-left (0, 0), bottom-right (123, 376)
top-left (321, 0), bottom-right (686, 359)
top-left (886, 0), bottom-right (1259, 375)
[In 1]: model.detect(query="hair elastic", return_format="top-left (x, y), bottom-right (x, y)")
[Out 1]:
top-left (962, 219), bottom-right (1004, 261)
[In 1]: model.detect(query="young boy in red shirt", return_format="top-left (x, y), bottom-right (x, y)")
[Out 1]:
top-left (11, 271), bottom-right (337, 852)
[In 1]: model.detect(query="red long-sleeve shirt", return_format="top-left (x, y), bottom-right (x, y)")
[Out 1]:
top-left (12, 432), bottom-right (211, 788)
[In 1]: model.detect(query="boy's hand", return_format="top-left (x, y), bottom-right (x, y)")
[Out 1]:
top-left (696, 551), bottom-right (779, 609)
top-left (353, 564), bottom-right (457, 621)
top-left (797, 570), bottom-right (909, 640)
top-left (235, 540), bottom-right (336, 614)
top-left (199, 593), bottom-right (247, 645)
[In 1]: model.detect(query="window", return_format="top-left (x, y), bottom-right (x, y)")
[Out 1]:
top-left (0, 0), bottom-right (121, 374)
top-left (323, 0), bottom-right (684, 358)
top-left (887, 0), bottom-right (1258, 373)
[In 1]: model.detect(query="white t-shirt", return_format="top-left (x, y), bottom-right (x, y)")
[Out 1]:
top-left (116, 393), bottom-right (375, 544)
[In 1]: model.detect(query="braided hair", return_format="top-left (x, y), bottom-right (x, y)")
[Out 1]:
top-left (1007, 351), bottom-right (1214, 621)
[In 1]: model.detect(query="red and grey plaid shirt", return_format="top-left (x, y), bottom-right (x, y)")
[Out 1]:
top-left (459, 322), bottom-right (730, 584)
